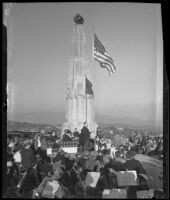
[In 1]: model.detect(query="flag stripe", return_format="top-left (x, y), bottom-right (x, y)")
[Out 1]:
top-left (100, 63), bottom-right (113, 76)
top-left (94, 50), bottom-right (116, 72)
top-left (94, 48), bottom-right (114, 63)
top-left (95, 56), bottom-right (114, 74)
top-left (94, 52), bottom-right (115, 73)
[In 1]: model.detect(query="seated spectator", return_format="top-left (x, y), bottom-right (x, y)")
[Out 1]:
top-left (96, 155), bottom-right (118, 191)
top-left (33, 165), bottom-right (71, 198)
top-left (60, 154), bottom-right (79, 194)
top-left (36, 156), bottom-right (53, 178)
top-left (122, 151), bottom-right (149, 198)
top-left (40, 138), bottom-right (48, 156)
top-left (63, 129), bottom-right (73, 142)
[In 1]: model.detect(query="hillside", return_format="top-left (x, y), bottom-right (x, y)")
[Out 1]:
top-left (7, 120), bottom-right (60, 133)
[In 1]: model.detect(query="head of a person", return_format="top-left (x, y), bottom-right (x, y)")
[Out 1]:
top-left (84, 122), bottom-right (88, 127)
top-left (67, 129), bottom-right (72, 135)
top-left (96, 136), bottom-right (99, 141)
top-left (53, 166), bottom-right (64, 180)
top-left (36, 153), bottom-right (41, 160)
top-left (24, 140), bottom-right (31, 149)
top-left (97, 127), bottom-right (101, 133)
top-left (83, 151), bottom-right (90, 159)
top-left (64, 129), bottom-right (67, 134)
top-left (125, 151), bottom-right (135, 160)
top-left (103, 155), bottom-right (110, 165)
top-left (90, 151), bottom-right (98, 160)
top-left (74, 128), bottom-right (78, 132)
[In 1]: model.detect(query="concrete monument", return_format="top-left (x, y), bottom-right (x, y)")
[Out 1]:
top-left (61, 14), bottom-right (97, 138)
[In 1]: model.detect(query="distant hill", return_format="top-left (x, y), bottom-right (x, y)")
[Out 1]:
top-left (8, 111), bottom-right (65, 126)
top-left (7, 120), bottom-right (60, 132)
top-left (8, 111), bottom-right (162, 132)
top-left (96, 114), bottom-right (162, 132)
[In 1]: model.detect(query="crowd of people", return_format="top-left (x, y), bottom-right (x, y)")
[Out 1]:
top-left (4, 122), bottom-right (164, 198)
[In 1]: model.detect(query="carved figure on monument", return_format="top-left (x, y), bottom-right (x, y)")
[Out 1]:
top-left (67, 82), bottom-right (73, 98)
top-left (76, 80), bottom-right (85, 97)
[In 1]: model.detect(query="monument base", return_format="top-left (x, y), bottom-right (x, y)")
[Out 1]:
top-left (61, 120), bottom-right (98, 139)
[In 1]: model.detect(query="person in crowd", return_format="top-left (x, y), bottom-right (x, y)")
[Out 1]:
top-left (110, 143), bottom-right (118, 159)
top-left (36, 154), bottom-right (53, 178)
top-left (79, 122), bottom-right (91, 152)
top-left (63, 129), bottom-right (73, 142)
top-left (59, 153), bottom-right (79, 195)
top-left (96, 127), bottom-right (102, 139)
top-left (41, 138), bottom-right (48, 157)
top-left (52, 147), bottom-right (65, 166)
top-left (52, 139), bottom-right (60, 152)
top-left (122, 150), bottom-right (149, 198)
top-left (95, 154), bottom-right (118, 194)
top-left (89, 131), bottom-right (95, 151)
top-left (73, 128), bottom-right (80, 139)
top-left (32, 164), bottom-right (71, 198)
top-left (17, 164), bottom-right (41, 198)
top-left (50, 131), bottom-right (58, 143)
top-left (20, 140), bottom-right (36, 172)
top-left (99, 138), bottom-right (106, 153)
top-left (94, 136), bottom-right (100, 152)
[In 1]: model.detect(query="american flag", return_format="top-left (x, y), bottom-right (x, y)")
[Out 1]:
top-left (94, 33), bottom-right (116, 76)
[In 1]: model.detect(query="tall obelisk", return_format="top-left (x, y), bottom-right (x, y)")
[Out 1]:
top-left (61, 14), bottom-right (97, 138)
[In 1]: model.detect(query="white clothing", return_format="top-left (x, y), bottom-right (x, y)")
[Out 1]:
top-left (13, 151), bottom-right (21, 163)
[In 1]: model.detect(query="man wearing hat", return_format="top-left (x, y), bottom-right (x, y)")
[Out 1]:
top-left (80, 122), bottom-right (91, 152)
top-left (78, 151), bottom-right (99, 174)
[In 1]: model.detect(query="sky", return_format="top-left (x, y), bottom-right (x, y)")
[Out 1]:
top-left (5, 3), bottom-right (163, 128)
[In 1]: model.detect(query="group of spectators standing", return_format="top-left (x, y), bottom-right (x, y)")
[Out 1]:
top-left (4, 122), bottom-right (164, 198)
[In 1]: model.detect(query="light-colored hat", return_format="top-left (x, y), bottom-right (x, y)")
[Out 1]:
top-left (90, 151), bottom-right (98, 158)
top-left (83, 151), bottom-right (90, 158)
top-left (8, 143), bottom-right (14, 148)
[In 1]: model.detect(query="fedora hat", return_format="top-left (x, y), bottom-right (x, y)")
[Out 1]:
top-left (83, 151), bottom-right (90, 159)
top-left (90, 151), bottom-right (98, 159)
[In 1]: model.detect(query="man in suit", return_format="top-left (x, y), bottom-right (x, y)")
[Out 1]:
top-left (79, 122), bottom-right (91, 152)
top-left (20, 140), bottom-right (36, 172)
